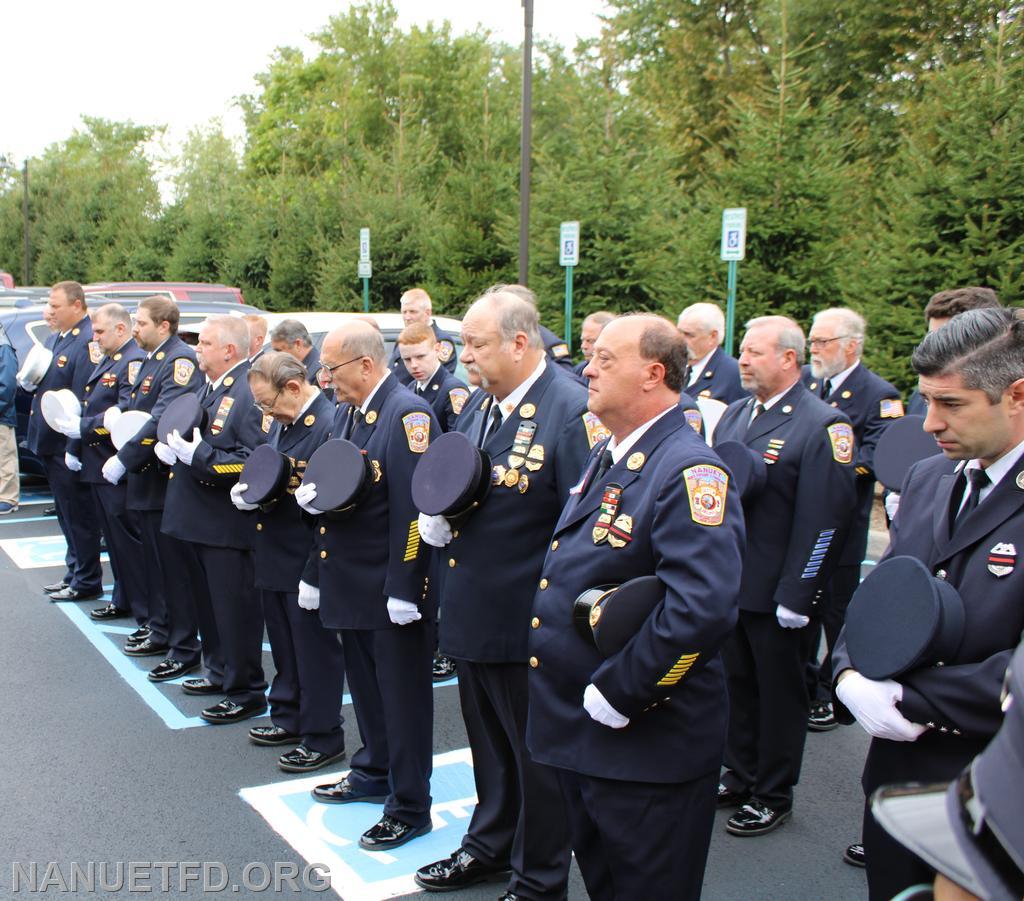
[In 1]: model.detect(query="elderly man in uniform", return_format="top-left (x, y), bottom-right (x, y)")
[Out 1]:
top-left (299, 321), bottom-right (438, 852)
top-left (387, 288), bottom-right (458, 385)
top-left (677, 301), bottom-right (746, 403)
top-left (573, 311), bottom-right (615, 379)
top-left (713, 315), bottom-right (856, 835)
top-left (245, 313), bottom-right (268, 363)
top-left (104, 297), bottom-right (203, 672)
top-left (270, 320), bottom-right (321, 385)
top-left (231, 351), bottom-right (346, 772)
top-left (397, 321), bottom-right (470, 432)
top-left (527, 314), bottom-right (745, 900)
top-left (414, 291), bottom-right (593, 901)
top-left (26, 281), bottom-right (104, 601)
top-left (55, 304), bottom-right (147, 624)
top-left (832, 307), bottom-right (1024, 901)
top-left (801, 308), bottom-right (905, 731)
top-left (157, 315), bottom-right (268, 721)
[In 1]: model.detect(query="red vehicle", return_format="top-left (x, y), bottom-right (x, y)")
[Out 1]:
top-left (0, 271), bottom-right (14, 289)
top-left (83, 282), bottom-right (246, 304)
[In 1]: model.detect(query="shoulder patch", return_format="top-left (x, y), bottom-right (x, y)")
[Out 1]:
top-left (127, 361), bottom-right (142, 385)
top-left (403, 411), bottom-right (431, 453)
top-left (437, 340), bottom-right (455, 363)
top-left (683, 464), bottom-right (729, 527)
top-left (683, 408), bottom-right (703, 434)
top-left (827, 422), bottom-right (854, 464)
top-left (582, 411), bottom-right (611, 449)
top-left (880, 398), bottom-right (904, 419)
top-left (449, 387), bottom-right (469, 415)
top-left (88, 341), bottom-right (103, 365)
top-left (173, 358), bottom-right (195, 386)
top-left (550, 342), bottom-right (570, 359)
top-left (262, 413), bottom-right (274, 433)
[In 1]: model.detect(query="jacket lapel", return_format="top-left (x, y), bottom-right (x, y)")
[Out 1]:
top-left (935, 466), bottom-right (1024, 561)
top-left (483, 365), bottom-right (558, 460)
top-left (350, 374), bottom-right (399, 449)
top-left (745, 382), bottom-right (806, 444)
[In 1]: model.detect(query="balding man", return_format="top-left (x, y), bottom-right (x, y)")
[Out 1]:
top-left (573, 311), bottom-right (615, 379)
top-left (244, 314), bottom-right (268, 363)
top-left (414, 291), bottom-right (594, 900)
top-left (713, 316), bottom-right (856, 836)
top-left (270, 320), bottom-right (321, 385)
top-left (677, 302), bottom-right (746, 403)
top-left (387, 288), bottom-right (458, 385)
top-left (528, 314), bottom-right (745, 900)
top-left (300, 321), bottom-right (439, 854)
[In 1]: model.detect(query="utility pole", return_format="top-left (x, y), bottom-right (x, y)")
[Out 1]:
top-left (518, 0), bottom-right (533, 285)
top-left (21, 160), bottom-right (30, 286)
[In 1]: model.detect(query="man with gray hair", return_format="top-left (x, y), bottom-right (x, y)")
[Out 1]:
top-left (713, 315), bottom-right (856, 837)
top-left (387, 288), bottom-right (458, 385)
top-left (413, 290), bottom-right (593, 899)
top-left (801, 308), bottom-right (905, 732)
top-left (573, 311), bottom-right (616, 378)
top-left (270, 319), bottom-right (321, 385)
top-left (677, 301), bottom-right (746, 403)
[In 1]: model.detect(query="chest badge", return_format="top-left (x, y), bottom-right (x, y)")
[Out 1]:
top-left (987, 542), bottom-right (1017, 577)
top-left (593, 483), bottom-right (622, 544)
top-left (140, 374), bottom-right (154, 395)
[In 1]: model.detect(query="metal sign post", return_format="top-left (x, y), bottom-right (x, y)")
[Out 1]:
top-left (720, 208), bottom-right (747, 356)
top-left (559, 221), bottom-right (579, 352)
top-left (358, 228), bottom-right (371, 313)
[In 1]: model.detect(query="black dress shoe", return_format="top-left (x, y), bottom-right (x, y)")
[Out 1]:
top-left (311, 776), bottom-right (387, 805)
top-left (808, 699), bottom-right (839, 732)
top-left (43, 579), bottom-right (68, 594)
top-left (182, 678), bottom-right (223, 696)
top-left (126, 627), bottom-right (151, 644)
top-left (358, 814), bottom-right (431, 851)
top-left (90, 603), bottom-right (130, 621)
top-left (249, 725), bottom-right (300, 746)
top-left (200, 698), bottom-right (268, 724)
top-left (716, 782), bottom-right (751, 808)
top-left (498, 894), bottom-right (519, 901)
top-left (414, 849), bottom-right (511, 892)
top-left (432, 653), bottom-right (458, 682)
top-left (49, 586), bottom-right (103, 602)
top-left (43, 506), bottom-right (57, 517)
top-left (123, 637), bottom-right (169, 657)
top-left (148, 659), bottom-right (200, 682)
top-left (726, 800), bottom-right (792, 836)
top-left (843, 843), bottom-right (866, 868)
top-left (278, 745), bottom-right (346, 773)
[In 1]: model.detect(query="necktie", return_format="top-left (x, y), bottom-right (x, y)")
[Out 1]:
top-left (820, 379), bottom-right (832, 399)
top-left (748, 403), bottom-right (765, 426)
top-left (344, 409), bottom-right (363, 440)
top-left (683, 365), bottom-right (693, 387)
top-left (482, 403), bottom-right (503, 444)
top-left (582, 447), bottom-right (615, 499)
top-left (199, 381), bottom-right (212, 402)
top-left (952, 468), bottom-right (989, 533)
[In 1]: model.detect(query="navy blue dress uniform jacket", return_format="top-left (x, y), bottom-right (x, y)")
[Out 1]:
top-left (687, 346), bottom-right (747, 404)
top-left (713, 383), bottom-right (857, 616)
top-left (251, 392), bottom-right (335, 591)
top-left (304, 375), bottom-right (439, 629)
top-left (413, 365), bottom-right (470, 433)
top-left (438, 363), bottom-right (593, 662)
top-left (388, 321), bottom-right (458, 386)
top-left (540, 325), bottom-right (575, 371)
top-left (526, 407), bottom-right (745, 782)
top-left (118, 337), bottom-right (202, 511)
top-left (161, 363), bottom-right (268, 549)
top-left (803, 363), bottom-right (904, 565)
top-left (72, 339), bottom-right (146, 483)
top-left (27, 317), bottom-right (96, 457)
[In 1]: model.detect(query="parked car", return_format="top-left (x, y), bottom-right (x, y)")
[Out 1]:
top-left (84, 282), bottom-right (247, 305)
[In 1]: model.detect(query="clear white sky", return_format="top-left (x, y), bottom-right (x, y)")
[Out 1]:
top-left (4, 1), bottom-right (608, 164)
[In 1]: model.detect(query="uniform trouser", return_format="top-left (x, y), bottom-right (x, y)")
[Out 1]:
top-left (805, 564), bottom-right (861, 701)
top-left (261, 588), bottom-right (345, 755)
top-left (557, 768), bottom-right (717, 901)
top-left (42, 453), bottom-right (102, 593)
top-left (190, 544), bottom-right (265, 705)
top-left (90, 481), bottom-right (146, 624)
top-left (136, 511), bottom-right (182, 656)
top-left (0, 423), bottom-right (19, 505)
top-left (341, 623), bottom-right (433, 827)
top-left (456, 660), bottom-right (571, 901)
top-left (721, 609), bottom-right (811, 809)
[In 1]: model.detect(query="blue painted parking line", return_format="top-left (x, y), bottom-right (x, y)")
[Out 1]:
top-left (0, 535), bottom-right (108, 569)
top-left (240, 747), bottom-right (476, 901)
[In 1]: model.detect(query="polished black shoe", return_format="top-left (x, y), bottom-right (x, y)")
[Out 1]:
top-left (49, 586), bottom-right (103, 602)
top-left (90, 603), bottom-right (130, 621)
top-left (200, 698), bottom-right (267, 724)
top-left (148, 658), bottom-right (200, 682)
top-left (311, 776), bottom-right (387, 805)
top-left (358, 814), bottom-right (431, 851)
top-left (126, 627), bottom-right (151, 644)
top-left (808, 699), bottom-right (839, 732)
top-left (249, 725), bottom-right (300, 747)
top-left (414, 849), bottom-right (511, 892)
top-left (432, 653), bottom-right (458, 682)
top-left (726, 800), bottom-right (792, 836)
top-left (843, 843), bottom-right (866, 868)
top-left (716, 782), bottom-right (751, 808)
top-left (278, 745), bottom-right (346, 773)
top-left (43, 506), bottom-right (58, 517)
top-left (182, 678), bottom-right (223, 696)
top-left (123, 637), bottom-right (169, 657)
top-left (43, 579), bottom-right (69, 594)
top-left (498, 894), bottom-right (520, 901)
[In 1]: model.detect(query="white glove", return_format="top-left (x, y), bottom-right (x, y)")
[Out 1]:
top-left (884, 492), bottom-right (900, 520)
top-left (64, 452), bottom-right (82, 472)
top-left (102, 455), bottom-right (126, 485)
top-left (167, 427), bottom-right (202, 467)
top-left (836, 671), bottom-right (927, 742)
top-left (776, 603), bottom-right (810, 629)
top-left (55, 414), bottom-right (81, 439)
top-left (230, 482), bottom-right (259, 512)
top-left (418, 511), bottom-right (453, 548)
top-left (103, 406), bottom-right (122, 431)
top-left (583, 683), bottom-right (630, 729)
top-left (297, 581), bottom-right (320, 611)
top-left (154, 441), bottom-right (177, 466)
top-left (295, 481), bottom-right (319, 515)
top-left (17, 377), bottom-right (37, 392)
top-left (387, 597), bottom-right (422, 625)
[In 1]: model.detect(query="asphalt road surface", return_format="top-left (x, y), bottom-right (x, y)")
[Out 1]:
top-left (0, 483), bottom-right (876, 900)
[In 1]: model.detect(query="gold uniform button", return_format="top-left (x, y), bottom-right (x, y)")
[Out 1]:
top-left (320, 550), bottom-right (327, 559)
top-left (168, 472), bottom-right (174, 479)
top-left (539, 578), bottom-right (549, 590)
top-left (448, 558), bottom-right (456, 568)
top-left (550, 540), bottom-right (558, 550)
top-left (529, 656), bottom-right (539, 668)
top-left (531, 617), bottom-right (540, 629)
top-left (319, 526), bottom-right (326, 535)
top-left (256, 523), bottom-right (263, 531)
top-left (452, 530), bottom-right (459, 539)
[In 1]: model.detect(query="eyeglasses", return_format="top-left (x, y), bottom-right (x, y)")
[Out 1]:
top-left (253, 390), bottom-right (281, 414)
top-left (318, 356), bottom-right (364, 376)
top-left (808, 336), bottom-right (849, 349)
